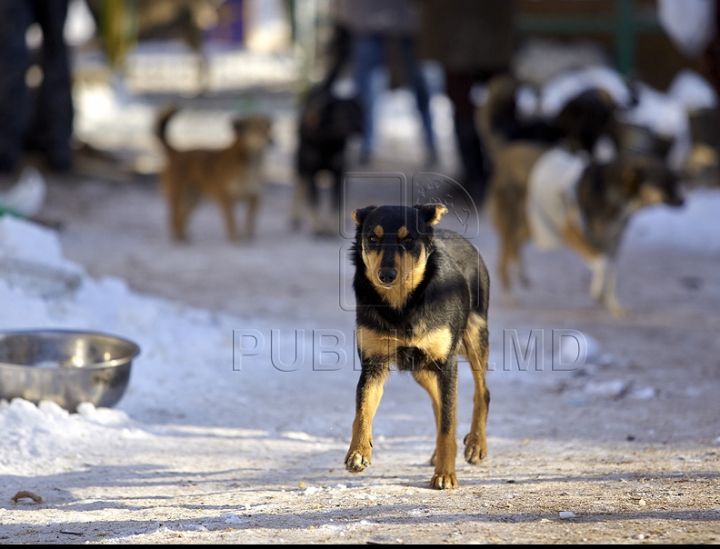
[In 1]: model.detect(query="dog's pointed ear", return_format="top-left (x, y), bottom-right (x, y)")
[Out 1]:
top-left (415, 203), bottom-right (448, 226)
top-left (352, 206), bottom-right (376, 227)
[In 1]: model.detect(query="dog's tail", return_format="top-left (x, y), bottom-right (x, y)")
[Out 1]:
top-left (155, 104), bottom-right (180, 154)
top-left (476, 74), bottom-right (518, 164)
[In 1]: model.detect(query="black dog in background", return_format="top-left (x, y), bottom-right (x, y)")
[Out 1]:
top-left (487, 80), bottom-right (620, 157)
top-left (291, 25), bottom-right (364, 236)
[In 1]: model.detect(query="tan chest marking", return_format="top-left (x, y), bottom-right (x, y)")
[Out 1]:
top-left (357, 325), bottom-right (454, 364)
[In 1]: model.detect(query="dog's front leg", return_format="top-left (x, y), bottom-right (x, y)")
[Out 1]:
top-left (430, 357), bottom-right (459, 490)
top-left (589, 255), bottom-right (608, 303)
top-left (600, 258), bottom-right (629, 318)
top-left (589, 256), bottom-right (628, 317)
top-left (345, 363), bottom-right (388, 474)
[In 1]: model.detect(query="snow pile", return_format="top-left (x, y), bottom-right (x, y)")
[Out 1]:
top-left (0, 216), bottom-right (261, 473)
top-left (0, 399), bottom-right (146, 475)
top-left (539, 65), bottom-right (634, 117)
top-left (625, 187), bottom-right (720, 256)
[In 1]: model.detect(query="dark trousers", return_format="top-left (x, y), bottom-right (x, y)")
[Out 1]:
top-left (353, 33), bottom-right (436, 157)
top-left (0, 0), bottom-right (73, 172)
top-left (444, 69), bottom-right (504, 206)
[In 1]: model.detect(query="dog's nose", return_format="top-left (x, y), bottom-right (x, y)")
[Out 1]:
top-left (378, 269), bottom-right (397, 284)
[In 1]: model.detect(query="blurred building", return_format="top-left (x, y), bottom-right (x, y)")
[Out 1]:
top-left (515, 0), bottom-right (707, 90)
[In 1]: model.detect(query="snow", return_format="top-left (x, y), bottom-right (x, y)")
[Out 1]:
top-left (624, 187), bottom-right (720, 256)
top-left (539, 65), bottom-right (634, 117)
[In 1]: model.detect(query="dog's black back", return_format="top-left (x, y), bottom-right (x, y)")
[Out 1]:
top-left (297, 85), bottom-right (364, 175)
top-left (485, 75), bottom-right (618, 155)
top-left (294, 24), bottom-right (364, 232)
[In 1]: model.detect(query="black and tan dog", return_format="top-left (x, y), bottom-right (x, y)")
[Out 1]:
top-left (291, 24), bottom-right (364, 236)
top-left (347, 204), bottom-right (491, 490)
top-left (155, 105), bottom-right (272, 242)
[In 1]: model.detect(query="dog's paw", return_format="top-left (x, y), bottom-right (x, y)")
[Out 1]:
top-left (345, 452), bottom-right (370, 473)
top-left (463, 433), bottom-right (487, 464)
top-left (429, 472), bottom-right (458, 490)
top-left (605, 295), bottom-right (631, 319)
top-left (609, 304), bottom-right (631, 319)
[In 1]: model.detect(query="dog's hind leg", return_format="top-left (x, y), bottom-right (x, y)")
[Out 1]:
top-left (290, 174), bottom-right (309, 230)
top-left (516, 247), bottom-right (532, 289)
top-left (169, 198), bottom-right (186, 241)
top-left (491, 188), bottom-right (524, 305)
top-left (305, 172), bottom-right (324, 236)
top-left (345, 365), bottom-right (389, 474)
top-left (217, 194), bottom-right (238, 241)
top-left (168, 188), bottom-right (196, 242)
top-left (460, 313), bottom-right (490, 464)
top-left (322, 169), bottom-right (344, 237)
top-left (498, 238), bottom-right (520, 306)
top-left (245, 194), bottom-right (260, 239)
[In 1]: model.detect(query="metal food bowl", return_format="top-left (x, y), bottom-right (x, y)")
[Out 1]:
top-left (0, 329), bottom-right (140, 412)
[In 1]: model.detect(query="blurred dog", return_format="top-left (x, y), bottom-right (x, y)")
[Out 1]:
top-left (479, 74), bottom-right (619, 159)
top-left (489, 147), bottom-right (684, 316)
top-left (347, 204), bottom-right (491, 489)
top-left (155, 105), bottom-right (272, 242)
top-left (291, 24), bottom-right (364, 236)
top-left (292, 84), bottom-right (364, 236)
top-left (479, 75), bottom-right (684, 316)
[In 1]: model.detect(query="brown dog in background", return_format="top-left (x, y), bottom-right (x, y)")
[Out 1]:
top-left (155, 105), bottom-right (272, 242)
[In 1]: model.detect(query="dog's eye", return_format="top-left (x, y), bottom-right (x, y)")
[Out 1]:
top-left (402, 237), bottom-right (413, 244)
top-left (369, 235), bottom-right (379, 243)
